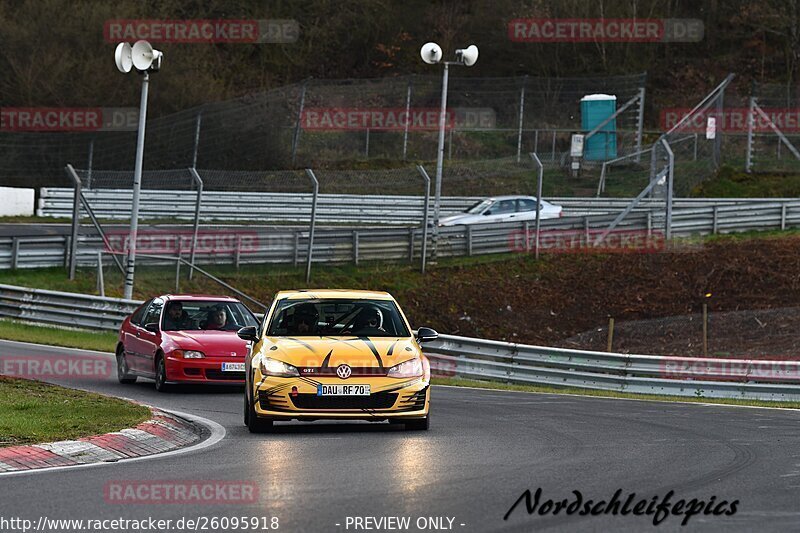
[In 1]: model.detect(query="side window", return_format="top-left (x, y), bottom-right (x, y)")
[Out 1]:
top-left (143, 298), bottom-right (164, 327)
top-left (483, 201), bottom-right (497, 215)
top-left (131, 299), bottom-right (153, 326)
top-left (518, 199), bottom-right (539, 212)
top-left (494, 200), bottom-right (516, 214)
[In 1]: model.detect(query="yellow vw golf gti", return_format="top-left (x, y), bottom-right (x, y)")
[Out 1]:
top-left (239, 290), bottom-right (438, 432)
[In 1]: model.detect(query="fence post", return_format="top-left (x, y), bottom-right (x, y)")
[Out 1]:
top-left (63, 236), bottom-right (71, 268)
top-left (416, 165), bottom-right (431, 274)
top-left (408, 228), bottom-right (415, 263)
top-left (175, 250), bottom-right (182, 293)
top-left (583, 217), bottom-right (590, 246)
top-left (551, 130), bottom-right (556, 161)
top-left (466, 226), bottom-right (473, 256)
top-left (304, 169), bottom-right (319, 283)
top-left (86, 139), bottom-right (94, 189)
top-left (524, 221), bottom-right (530, 253)
top-left (365, 128), bottom-right (370, 158)
top-left (188, 168), bottom-right (204, 280)
top-left (714, 86), bottom-right (724, 168)
top-left (191, 112), bottom-right (202, 168)
top-left (291, 79), bottom-right (309, 167)
top-left (516, 76), bottom-right (527, 163)
top-left (353, 231), bottom-right (359, 265)
top-left (646, 211), bottom-right (652, 237)
top-left (66, 164), bottom-right (82, 280)
top-left (96, 251), bottom-right (105, 297)
top-left (661, 138), bottom-right (675, 240)
top-left (293, 231), bottom-right (300, 267)
top-left (402, 76), bottom-right (413, 160)
top-left (745, 96), bottom-right (755, 173)
top-left (635, 87), bottom-right (646, 163)
top-left (10, 237), bottom-right (20, 270)
top-left (530, 153), bottom-right (544, 259)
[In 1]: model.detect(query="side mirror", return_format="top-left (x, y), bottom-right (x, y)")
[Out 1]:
top-left (416, 327), bottom-right (438, 343)
top-left (237, 326), bottom-right (259, 343)
top-left (144, 322), bottom-right (159, 333)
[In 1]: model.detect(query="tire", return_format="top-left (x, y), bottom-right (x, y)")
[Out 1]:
top-left (404, 415), bottom-right (430, 431)
top-left (246, 392), bottom-right (273, 433)
top-left (116, 346), bottom-right (137, 384)
top-left (154, 354), bottom-right (169, 392)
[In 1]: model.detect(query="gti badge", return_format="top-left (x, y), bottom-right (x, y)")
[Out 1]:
top-left (336, 364), bottom-right (352, 379)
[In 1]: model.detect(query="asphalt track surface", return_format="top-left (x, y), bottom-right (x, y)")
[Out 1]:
top-left (1, 339), bottom-right (800, 532)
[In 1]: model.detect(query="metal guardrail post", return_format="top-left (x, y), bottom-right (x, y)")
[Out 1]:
top-left (416, 165), bottom-right (431, 274)
top-left (304, 169), bottom-right (319, 283)
top-left (530, 153), bottom-right (544, 259)
top-left (96, 251), bottom-right (105, 297)
top-left (466, 226), bottom-right (473, 256)
top-left (188, 168), bottom-right (204, 280)
top-left (86, 139), bottom-right (94, 189)
top-left (712, 206), bottom-right (719, 234)
top-left (66, 164), bottom-right (81, 280)
top-left (408, 228), bottom-right (415, 263)
top-left (293, 231), bottom-right (300, 267)
top-left (781, 205), bottom-right (787, 230)
top-left (353, 231), bottom-right (359, 265)
top-left (10, 238), bottom-right (20, 270)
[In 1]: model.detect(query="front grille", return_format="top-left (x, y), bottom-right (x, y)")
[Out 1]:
top-left (204, 370), bottom-right (245, 381)
top-left (290, 392), bottom-right (398, 410)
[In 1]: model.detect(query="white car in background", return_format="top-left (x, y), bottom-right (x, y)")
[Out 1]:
top-left (438, 195), bottom-right (563, 227)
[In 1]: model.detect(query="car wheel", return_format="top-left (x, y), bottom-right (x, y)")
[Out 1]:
top-left (404, 415), bottom-right (430, 431)
top-left (154, 355), bottom-right (169, 392)
top-left (116, 346), bottom-right (136, 384)
top-left (246, 392), bottom-right (273, 433)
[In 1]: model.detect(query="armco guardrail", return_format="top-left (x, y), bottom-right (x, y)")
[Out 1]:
top-left (424, 333), bottom-right (800, 402)
top-left (37, 188), bottom-right (792, 224)
top-left (1, 282), bottom-right (798, 403)
top-left (5, 200), bottom-right (800, 270)
top-left (0, 284), bottom-right (141, 331)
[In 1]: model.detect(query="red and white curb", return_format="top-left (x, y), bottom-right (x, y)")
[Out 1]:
top-left (0, 408), bottom-right (204, 472)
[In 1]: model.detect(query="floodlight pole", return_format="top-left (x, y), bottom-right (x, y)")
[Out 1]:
top-left (123, 71), bottom-right (150, 300)
top-left (432, 61), bottom-right (450, 259)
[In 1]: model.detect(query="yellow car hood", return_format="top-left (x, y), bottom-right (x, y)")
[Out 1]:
top-left (262, 336), bottom-right (418, 369)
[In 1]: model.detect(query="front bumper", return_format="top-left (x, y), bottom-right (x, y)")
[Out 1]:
top-left (165, 355), bottom-right (245, 383)
top-left (252, 375), bottom-right (429, 420)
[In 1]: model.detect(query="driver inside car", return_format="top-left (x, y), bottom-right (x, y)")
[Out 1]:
top-left (290, 303), bottom-right (319, 335)
top-left (350, 306), bottom-right (386, 336)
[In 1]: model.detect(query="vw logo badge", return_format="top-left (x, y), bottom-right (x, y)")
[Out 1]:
top-left (336, 364), bottom-right (352, 379)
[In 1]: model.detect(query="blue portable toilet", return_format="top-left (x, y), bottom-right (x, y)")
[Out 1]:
top-left (580, 94), bottom-right (617, 160)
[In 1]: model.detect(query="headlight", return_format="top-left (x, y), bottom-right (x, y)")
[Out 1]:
top-left (174, 350), bottom-right (205, 359)
top-left (259, 357), bottom-right (299, 377)
top-left (387, 358), bottom-right (423, 378)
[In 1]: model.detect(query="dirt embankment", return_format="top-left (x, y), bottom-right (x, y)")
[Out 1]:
top-left (402, 235), bottom-right (800, 357)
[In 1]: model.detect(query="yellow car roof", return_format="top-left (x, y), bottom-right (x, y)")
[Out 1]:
top-left (275, 289), bottom-right (394, 300)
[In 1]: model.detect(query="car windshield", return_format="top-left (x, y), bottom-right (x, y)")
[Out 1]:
top-left (464, 199), bottom-right (493, 214)
top-left (161, 300), bottom-right (258, 332)
top-left (267, 298), bottom-right (411, 337)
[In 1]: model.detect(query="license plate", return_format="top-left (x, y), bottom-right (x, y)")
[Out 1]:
top-left (317, 384), bottom-right (370, 396)
top-left (221, 362), bottom-right (246, 372)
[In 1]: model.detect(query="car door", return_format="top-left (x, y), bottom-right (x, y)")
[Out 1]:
top-left (135, 298), bottom-right (164, 376)
top-left (124, 299), bottom-right (151, 372)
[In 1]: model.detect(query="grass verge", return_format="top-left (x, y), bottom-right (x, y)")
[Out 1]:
top-left (0, 376), bottom-right (151, 447)
top-left (0, 320), bottom-right (117, 353)
top-left (431, 376), bottom-right (800, 410)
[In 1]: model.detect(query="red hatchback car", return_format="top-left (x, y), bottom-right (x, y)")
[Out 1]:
top-left (116, 294), bottom-right (259, 391)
